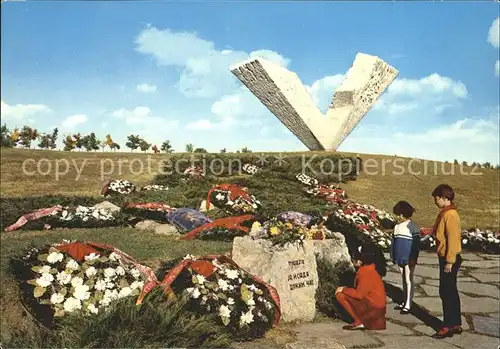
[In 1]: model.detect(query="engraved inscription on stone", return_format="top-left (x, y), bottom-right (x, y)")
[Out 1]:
top-left (287, 259), bottom-right (315, 291)
top-left (230, 53), bottom-right (399, 151)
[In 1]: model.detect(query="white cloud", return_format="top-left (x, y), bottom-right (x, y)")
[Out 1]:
top-left (305, 74), bottom-right (345, 113)
top-left (109, 106), bottom-right (179, 146)
top-left (1, 100), bottom-right (51, 121)
top-left (135, 26), bottom-right (290, 98)
top-left (495, 60), bottom-right (499, 77)
top-left (387, 73), bottom-right (467, 98)
top-left (341, 116), bottom-right (499, 164)
top-left (136, 83), bottom-right (157, 93)
top-left (186, 116), bottom-right (235, 131)
top-left (60, 114), bottom-right (88, 130)
top-left (487, 17), bottom-right (499, 48)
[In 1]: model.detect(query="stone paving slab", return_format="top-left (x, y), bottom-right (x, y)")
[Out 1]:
top-left (472, 315), bottom-right (500, 338)
top-left (480, 254), bottom-right (500, 260)
top-left (292, 322), bottom-right (382, 348)
top-left (442, 332), bottom-right (500, 348)
top-left (473, 273), bottom-right (500, 284)
top-left (386, 305), bottom-right (425, 324)
top-left (414, 265), bottom-right (441, 279)
top-left (424, 277), bottom-right (478, 286)
top-left (461, 253), bottom-right (486, 261)
top-left (437, 315), bottom-right (470, 330)
top-left (462, 260), bottom-right (500, 269)
top-left (420, 284), bottom-right (439, 297)
top-left (458, 282), bottom-right (499, 298)
top-left (384, 272), bottom-right (424, 285)
top-left (414, 294), bottom-right (499, 314)
top-left (379, 321), bottom-right (415, 335)
top-left (370, 334), bottom-right (459, 349)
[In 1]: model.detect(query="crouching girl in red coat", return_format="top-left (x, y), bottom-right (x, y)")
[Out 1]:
top-left (335, 245), bottom-right (387, 330)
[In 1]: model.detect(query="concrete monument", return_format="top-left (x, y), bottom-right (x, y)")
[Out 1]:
top-left (230, 53), bottom-right (399, 151)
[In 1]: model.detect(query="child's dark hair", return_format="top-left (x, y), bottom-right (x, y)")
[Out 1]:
top-left (353, 245), bottom-right (376, 265)
top-left (431, 184), bottom-right (455, 202)
top-left (393, 200), bottom-right (416, 219)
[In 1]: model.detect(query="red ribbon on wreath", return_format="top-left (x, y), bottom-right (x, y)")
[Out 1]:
top-left (181, 214), bottom-right (255, 240)
top-left (206, 184), bottom-right (253, 210)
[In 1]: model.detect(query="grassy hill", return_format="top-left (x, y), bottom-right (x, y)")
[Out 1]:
top-left (0, 147), bottom-right (498, 344)
top-left (1, 147), bottom-right (499, 229)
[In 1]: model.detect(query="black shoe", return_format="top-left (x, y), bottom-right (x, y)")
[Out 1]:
top-left (432, 328), bottom-right (454, 339)
top-left (450, 326), bottom-right (463, 334)
top-left (400, 308), bottom-right (410, 315)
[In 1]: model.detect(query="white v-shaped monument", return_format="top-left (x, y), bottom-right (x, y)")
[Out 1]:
top-left (230, 53), bottom-right (399, 150)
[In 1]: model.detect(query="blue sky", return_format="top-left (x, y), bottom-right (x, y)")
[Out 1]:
top-left (1, 2), bottom-right (499, 163)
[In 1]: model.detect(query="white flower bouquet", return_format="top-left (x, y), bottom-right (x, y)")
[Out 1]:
top-left (140, 184), bottom-right (170, 192)
top-left (11, 241), bottom-right (156, 327)
top-left (183, 166), bottom-right (205, 179)
top-left (460, 229), bottom-right (500, 254)
top-left (156, 255), bottom-right (280, 340)
top-left (101, 179), bottom-right (137, 196)
top-left (242, 164), bottom-right (260, 175)
top-left (207, 185), bottom-right (262, 214)
top-left (295, 173), bottom-right (319, 186)
top-left (43, 205), bottom-right (124, 229)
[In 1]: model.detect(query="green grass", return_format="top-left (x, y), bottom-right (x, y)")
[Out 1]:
top-left (1, 148), bottom-right (499, 346)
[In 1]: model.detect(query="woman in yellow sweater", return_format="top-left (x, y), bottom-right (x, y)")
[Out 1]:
top-left (430, 184), bottom-right (463, 339)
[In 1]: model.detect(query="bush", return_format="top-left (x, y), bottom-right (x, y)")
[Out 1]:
top-left (2, 287), bottom-right (232, 348)
top-left (325, 215), bottom-right (387, 277)
top-left (315, 257), bottom-right (355, 319)
top-left (160, 153), bottom-right (362, 183)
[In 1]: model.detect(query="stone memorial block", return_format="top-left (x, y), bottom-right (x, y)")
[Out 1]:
top-left (232, 236), bottom-right (319, 322)
top-left (310, 232), bottom-right (354, 272)
top-left (230, 53), bottom-right (399, 151)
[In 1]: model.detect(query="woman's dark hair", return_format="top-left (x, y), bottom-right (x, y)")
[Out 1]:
top-left (353, 245), bottom-right (376, 265)
top-left (431, 184), bottom-right (455, 202)
top-left (393, 201), bottom-right (416, 219)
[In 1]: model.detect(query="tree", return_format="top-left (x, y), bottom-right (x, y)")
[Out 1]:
top-left (37, 133), bottom-right (52, 149)
top-left (110, 142), bottom-right (120, 151)
top-left (49, 128), bottom-right (59, 149)
top-left (462, 161), bottom-right (468, 166)
top-left (125, 134), bottom-right (141, 152)
top-left (185, 143), bottom-right (194, 153)
top-left (220, 148), bottom-right (227, 153)
top-left (483, 162), bottom-right (491, 169)
top-left (82, 133), bottom-right (100, 152)
top-left (241, 147), bottom-right (251, 153)
top-left (19, 126), bottom-right (39, 148)
top-left (194, 147), bottom-right (207, 153)
top-left (10, 127), bottom-right (21, 146)
top-left (161, 140), bottom-right (174, 153)
top-left (72, 133), bottom-right (84, 151)
top-left (139, 139), bottom-right (151, 153)
top-left (1, 124), bottom-right (14, 147)
top-left (63, 135), bottom-right (76, 151)
top-left (100, 140), bottom-right (107, 152)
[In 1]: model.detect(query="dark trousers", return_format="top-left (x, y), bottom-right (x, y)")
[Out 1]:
top-left (439, 254), bottom-right (462, 327)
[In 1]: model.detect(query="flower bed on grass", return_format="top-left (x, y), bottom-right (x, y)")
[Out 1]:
top-left (10, 241), bottom-right (157, 327)
top-left (156, 255), bottom-right (280, 340)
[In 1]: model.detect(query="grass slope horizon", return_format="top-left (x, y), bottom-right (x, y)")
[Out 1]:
top-left (1, 147), bottom-right (499, 229)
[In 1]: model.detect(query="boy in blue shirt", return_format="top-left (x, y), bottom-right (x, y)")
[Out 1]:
top-left (391, 201), bottom-right (420, 314)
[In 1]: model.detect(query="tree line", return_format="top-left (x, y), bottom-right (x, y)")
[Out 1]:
top-left (0, 123), bottom-right (254, 154)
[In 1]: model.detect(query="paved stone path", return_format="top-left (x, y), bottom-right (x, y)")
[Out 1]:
top-left (233, 251), bottom-right (500, 349)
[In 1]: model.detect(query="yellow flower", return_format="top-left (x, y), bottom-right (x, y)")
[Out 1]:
top-left (270, 227), bottom-right (280, 236)
top-left (285, 223), bottom-right (293, 229)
